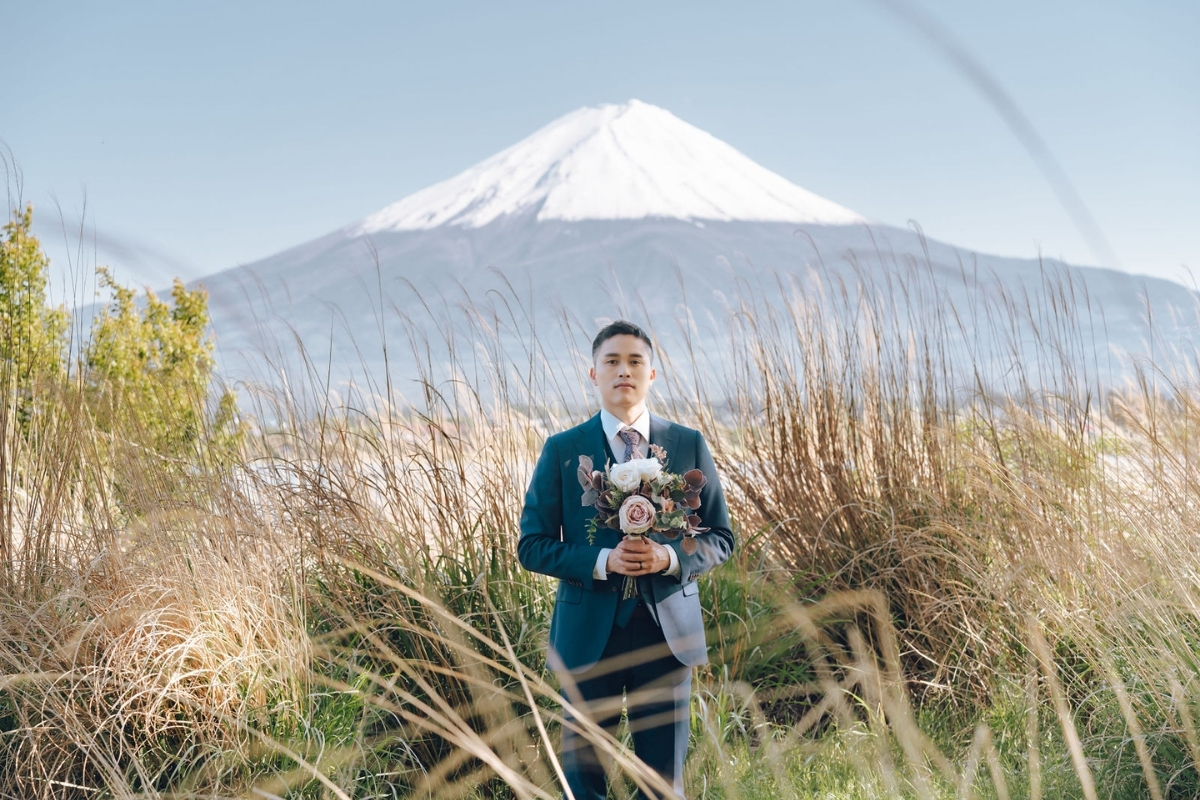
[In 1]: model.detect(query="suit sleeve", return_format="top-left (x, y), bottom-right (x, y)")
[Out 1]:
top-left (663, 430), bottom-right (735, 582)
top-left (517, 435), bottom-right (606, 589)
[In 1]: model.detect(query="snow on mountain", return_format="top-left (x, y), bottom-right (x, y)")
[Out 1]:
top-left (190, 100), bottom-right (1198, 396)
top-left (357, 99), bottom-right (864, 232)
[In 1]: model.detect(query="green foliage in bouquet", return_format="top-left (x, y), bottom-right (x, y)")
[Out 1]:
top-left (578, 449), bottom-right (708, 552)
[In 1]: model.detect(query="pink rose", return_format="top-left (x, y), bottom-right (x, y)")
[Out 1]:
top-left (618, 494), bottom-right (656, 535)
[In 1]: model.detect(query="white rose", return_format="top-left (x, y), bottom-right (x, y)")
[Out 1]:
top-left (609, 462), bottom-right (642, 492)
top-left (631, 457), bottom-right (663, 483)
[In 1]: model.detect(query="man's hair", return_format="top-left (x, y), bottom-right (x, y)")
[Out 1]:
top-left (591, 320), bottom-right (654, 362)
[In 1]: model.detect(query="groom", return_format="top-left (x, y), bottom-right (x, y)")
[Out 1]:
top-left (518, 320), bottom-right (734, 799)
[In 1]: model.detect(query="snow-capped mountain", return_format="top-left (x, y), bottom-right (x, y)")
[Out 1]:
top-left (192, 101), bottom-right (1198, 397)
top-left (358, 100), bottom-right (863, 232)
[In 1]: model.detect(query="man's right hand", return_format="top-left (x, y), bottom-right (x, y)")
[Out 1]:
top-left (606, 536), bottom-right (670, 576)
top-left (606, 547), bottom-right (630, 576)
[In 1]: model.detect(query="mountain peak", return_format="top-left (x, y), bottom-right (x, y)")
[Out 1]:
top-left (358, 100), bottom-right (864, 233)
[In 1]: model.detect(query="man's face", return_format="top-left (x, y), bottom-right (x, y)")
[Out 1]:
top-left (589, 334), bottom-right (656, 412)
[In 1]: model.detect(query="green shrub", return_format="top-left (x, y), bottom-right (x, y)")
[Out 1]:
top-left (0, 205), bottom-right (67, 429)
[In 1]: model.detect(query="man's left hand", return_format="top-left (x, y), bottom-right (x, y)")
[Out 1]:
top-left (613, 535), bottom-right (671, 576)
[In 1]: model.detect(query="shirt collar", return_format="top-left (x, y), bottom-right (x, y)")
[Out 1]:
top-left (600, 407), bottom-right (651, 444)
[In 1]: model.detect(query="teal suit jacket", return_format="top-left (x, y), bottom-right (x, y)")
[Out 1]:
top-left (518, 413), bottom-right (734, 672)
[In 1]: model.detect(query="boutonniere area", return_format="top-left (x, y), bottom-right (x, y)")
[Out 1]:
top-left (578, 447), bottom-right (710, 595)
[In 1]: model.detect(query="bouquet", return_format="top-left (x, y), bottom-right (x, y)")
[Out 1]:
top-left (578, 444), bottom-right (710, 599)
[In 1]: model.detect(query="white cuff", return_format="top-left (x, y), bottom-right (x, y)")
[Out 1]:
top-left (594, 548), bottom-right (612, 580)
top-left (664, 544), bottom-right (680, 577)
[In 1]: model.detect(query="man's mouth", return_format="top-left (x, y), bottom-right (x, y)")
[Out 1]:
top-left (615, 382), bottom-right (635, 389)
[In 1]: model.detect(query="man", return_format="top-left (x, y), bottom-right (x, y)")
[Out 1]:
top-left (518, 320), bottom-right (735, 799)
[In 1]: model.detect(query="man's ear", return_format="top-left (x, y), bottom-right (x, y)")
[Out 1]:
top-left (589, 365), bottom-right (597, 385)
top-left (649, 366), bottom-right (657, 382)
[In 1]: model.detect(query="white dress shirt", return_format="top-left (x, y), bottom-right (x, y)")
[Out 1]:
top-left (593, 407), bottom-right (682, 580)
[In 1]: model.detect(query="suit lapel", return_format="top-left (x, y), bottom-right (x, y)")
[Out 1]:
top-left (642, 414), bottom-right (682, 620)
top-left (566, 415), bottom-right (615, 544)
top-left (648, 414), bottom-right (680, 467)
top-left (572, 413), bottom-right (611, 472)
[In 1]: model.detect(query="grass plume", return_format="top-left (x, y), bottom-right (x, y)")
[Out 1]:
top-left (1, 251), bottom-right (1200, 797)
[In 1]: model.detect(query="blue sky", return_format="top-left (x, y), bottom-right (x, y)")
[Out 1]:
top-left (5, 1), bottom-right (1197, 298)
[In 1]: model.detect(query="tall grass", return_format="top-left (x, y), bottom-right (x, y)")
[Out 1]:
top-left (2, 256), bottom-right (1200, 797)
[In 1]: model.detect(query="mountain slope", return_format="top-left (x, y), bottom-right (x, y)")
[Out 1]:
top-left (357, 100), bottom-right (863, 232)
top-left (189, 102), bottom-right (1198, 395)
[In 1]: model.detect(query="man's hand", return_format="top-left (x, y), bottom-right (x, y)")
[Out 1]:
top-left (605, 535), bottom-right (672, 576)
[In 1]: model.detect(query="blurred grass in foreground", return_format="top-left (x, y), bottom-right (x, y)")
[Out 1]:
top-left (2, 239), bottom-right (1200, 798)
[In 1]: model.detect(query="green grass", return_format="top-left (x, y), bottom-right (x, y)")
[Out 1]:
top-left (3, 261), bottom-right (1200, 797)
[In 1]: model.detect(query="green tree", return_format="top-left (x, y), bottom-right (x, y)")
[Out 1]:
top-left (0, 205), bottom-right (67, 426)
top-left (1, 201), bottom-right (239, 493)
top-left (85, 267), bottom-right (240, 463)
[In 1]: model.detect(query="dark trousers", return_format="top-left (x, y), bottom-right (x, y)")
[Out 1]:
top-left (558, 607), bottom-right (691, 799)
